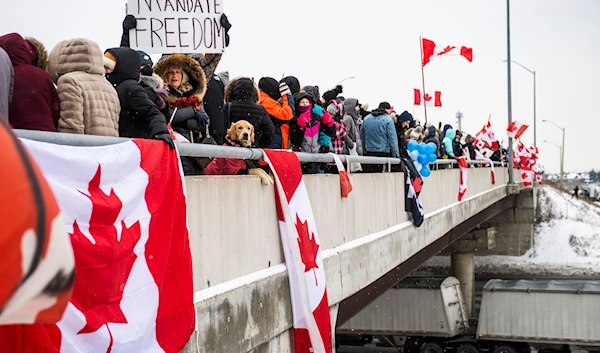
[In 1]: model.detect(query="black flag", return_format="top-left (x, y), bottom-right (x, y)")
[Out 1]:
top-left (401, 157), bottom-right (425, 227)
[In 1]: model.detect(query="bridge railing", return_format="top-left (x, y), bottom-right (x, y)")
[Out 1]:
top-left (15, 129), bottom-right (504, 169)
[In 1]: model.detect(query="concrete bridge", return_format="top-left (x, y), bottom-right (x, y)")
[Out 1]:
top-left (182, 164), bottom-right (531, 352)
top-left (15, 130), bottom-right (533, 353)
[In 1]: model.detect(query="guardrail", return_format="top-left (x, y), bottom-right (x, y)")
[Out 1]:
top-left (15, 129), bottom-right (504, 170)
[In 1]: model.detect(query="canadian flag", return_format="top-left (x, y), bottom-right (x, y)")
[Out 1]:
top-left (262, 150), bottom-right (332, 353)
top-left (0, 139), bottom-right (196, 353)
top-left (507, 121), bottom-right (529, 140)
top-left (422, 38), bottom-right (473, 67)
top-left (475, 121), bottom-right (500, 151)
top-left (475, 149), bottom-right (496, 185)
top-left (521, 165), bottom-right (535, 187)
top-left (458, 156), bottom-right (468, 201)
top-left (414, 88), bottom-right (442, 107)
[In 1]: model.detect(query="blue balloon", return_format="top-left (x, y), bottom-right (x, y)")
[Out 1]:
top-left (427, 142), bottom-right (437, 154)
top-left (408, 140), bottom-right (419, 152)
top-left (428, 153), bottom-right (437, 163)
top-left (418, 143), bottom-right (428, 155)
top-left (417, 154), bottom-right (428, 165)
top-left (421, 166), bottom-right (431, 177)
top-left (410, 150), bottom-right (419, 161)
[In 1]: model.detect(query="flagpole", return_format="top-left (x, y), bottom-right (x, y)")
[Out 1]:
top-left (419, 36), bottom-right (428, 124)
top-left (506, 0), bottom-right (515, 185)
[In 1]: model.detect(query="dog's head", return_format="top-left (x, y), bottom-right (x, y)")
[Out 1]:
top-left (228, 120), bottom-right (254, 147)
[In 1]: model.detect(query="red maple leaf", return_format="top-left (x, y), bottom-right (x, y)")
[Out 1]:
top-left (411, 177), bottom-right (423, 194)
top-left (69, 166), bottom-right (141, 352)
top-left (295, 215), bottom-right (320, 286)
top-left (423, 93), bottom-right (432, 102)
top-left (437, 45), bottom-right (456, 56)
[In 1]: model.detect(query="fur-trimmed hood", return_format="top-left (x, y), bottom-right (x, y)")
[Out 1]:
top-left (24, 37), bottom-right (48, 71)
top-left (48, 38), bottom-right (105, 83)
top-left (224, 77), bottom-right (259, 103)
top-left (153, 54), bottom-right (207, 100)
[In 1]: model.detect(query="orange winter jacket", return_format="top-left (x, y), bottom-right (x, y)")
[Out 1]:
top-left (259, 91), bottom-right (293, 149)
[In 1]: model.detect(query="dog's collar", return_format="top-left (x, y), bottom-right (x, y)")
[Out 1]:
top-left (225, 136), bottom-right (244, 148)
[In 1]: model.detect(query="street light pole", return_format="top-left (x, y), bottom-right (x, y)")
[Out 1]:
top-left (543, 140), bottom-right (562, 182)
top-left (506, 0), bottom-right (515, 185)
top-left (543, 120), bottom-right (566, 188)
top-left (504, 60), bottom-right (537, 148)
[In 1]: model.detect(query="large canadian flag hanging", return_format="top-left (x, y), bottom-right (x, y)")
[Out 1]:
top-left (262, 150), bottom-right (332, 353)
top-left (422, 38), bottom-right (473, 66)
top-left (507, 121), bottom-right (529, 140)
top-left (0, 139), bottom-right (196, 353)
top-left (414, 89), bottom-right (442, 107)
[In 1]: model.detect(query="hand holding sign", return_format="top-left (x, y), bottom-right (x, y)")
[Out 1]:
top-left (128, 0), bottom-right (226, 54)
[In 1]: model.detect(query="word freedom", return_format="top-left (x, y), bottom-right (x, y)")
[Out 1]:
top-left (132, 17), bottom-right (224, 50)
top-left (136, 0), bottom-right (222, 14)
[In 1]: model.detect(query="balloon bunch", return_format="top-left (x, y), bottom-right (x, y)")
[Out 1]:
top-left (407, 140), bottom-right (437, 178)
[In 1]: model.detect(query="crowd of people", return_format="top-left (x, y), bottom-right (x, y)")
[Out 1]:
top-left (0, 15), bottom-right (506, 176)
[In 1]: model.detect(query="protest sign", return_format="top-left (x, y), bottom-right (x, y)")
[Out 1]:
top-left (127, 0), bottom-right (225, 54)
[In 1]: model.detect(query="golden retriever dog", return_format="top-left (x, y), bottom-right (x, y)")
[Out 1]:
top-left (204, 120), bottom-right (274, 185)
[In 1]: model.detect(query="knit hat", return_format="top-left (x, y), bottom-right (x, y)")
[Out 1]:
top-left (137, 50), bottom-right (153, 67)
top-left (280, 76), bottom-right (300, 95)
top-left (410, 126), bottom-right (423, 140)
top-left (258, 77), bottom-right (280, 101)
top-left (103, 52), bottom-right (116, 70)
top-left (398, 111), bottom-right (414, 123)
top-left (377, 102), bottom-right (391, 110)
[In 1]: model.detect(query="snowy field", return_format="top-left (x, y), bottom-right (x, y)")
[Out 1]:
top-left (418, 186), bottom-right (600, 277)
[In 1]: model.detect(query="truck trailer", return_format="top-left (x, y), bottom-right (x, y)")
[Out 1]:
top-left (337, 277), bottom-right (600, 353)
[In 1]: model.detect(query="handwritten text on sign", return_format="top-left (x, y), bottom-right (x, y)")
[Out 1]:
top-left (128, 0), bottom-right (225, 54)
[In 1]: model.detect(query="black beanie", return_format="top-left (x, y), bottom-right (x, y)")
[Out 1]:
top-left (258, 77), bottom-right (280, 101)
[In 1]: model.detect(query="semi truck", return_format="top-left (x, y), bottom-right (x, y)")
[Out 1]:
top-left (337, 276), bottom-right (600, 353)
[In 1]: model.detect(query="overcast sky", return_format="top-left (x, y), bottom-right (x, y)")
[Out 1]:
top-left (2, 0), bottom-right (598, 173)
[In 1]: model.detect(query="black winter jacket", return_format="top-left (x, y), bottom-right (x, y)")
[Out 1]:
top-left (224, 78), bottom-right (275, 148)
top-left (105, 48), bottom-right (168, 139)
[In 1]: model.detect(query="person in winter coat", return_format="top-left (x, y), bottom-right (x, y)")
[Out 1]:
top-left (442, 128), bottom-right (456, 158)
top-left (395, 111), bottom-right (413, 152)
top-left (153, 53), bottom-right (208, 144)
top-left (464, 135), bottom-right (477, 160)
top-left (342, 98), bottom-right (363, 155)
top-left (424, 125), bottom-right (441, 158)
top-left (48, 39), bottom-right (120, 136)
top-left (0, 33), bottom-right (59, 132)
top-left (289, 92), bottom-right (335, 174)
top-left (258, 77), bottom-right (294, 149)
top-left (104, 47), bottom-right (173, 149)
top-left (0, 48), bottom-right (13, 123)
top-left (223, 77), bottom-right (275, 148)
top-left (360, 102), bottom-right (399, 172)
top-left (453, 130), bottom-right (464, 157)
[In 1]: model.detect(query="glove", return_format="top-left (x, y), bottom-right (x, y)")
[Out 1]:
top-left (155, 133), bottom-right (175, 150)
top-left (298, 111), bottom-right (311, 128)
top-left (279, 82), bottom-right (291, 96)
top-left (321, 112), bottom-right (334, 126)
top-left (220, 14), bottom-right (232, 47)
top-left (195, 109), bottom-right (210, 129)
top-left (123, 15), bottom-right (137, 31)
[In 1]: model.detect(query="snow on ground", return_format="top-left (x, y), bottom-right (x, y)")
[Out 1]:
top-left (418, 186), bottom-right (600, 277)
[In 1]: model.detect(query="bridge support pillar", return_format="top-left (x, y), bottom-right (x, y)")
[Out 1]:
top-left (451, 251), bottom-right (474, 318)
top-left (449, 227), bottom-right (497, 318)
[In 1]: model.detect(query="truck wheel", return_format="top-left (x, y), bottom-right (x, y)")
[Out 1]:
top-left (421, 342), bottom-right (444, 353)
top-left (494, 345), bottom-right (519, 353)
top-left (457, 344), bottom-right (481, 353)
